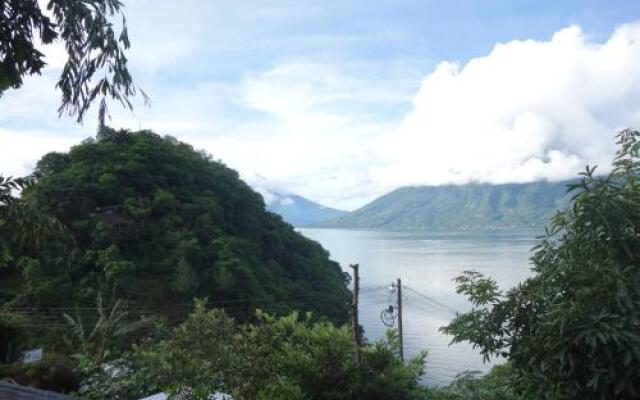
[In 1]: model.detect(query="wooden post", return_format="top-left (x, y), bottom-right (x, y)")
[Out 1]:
top-left (350, 264), bottom-right (363, 380)
top-left (351, 264), bottom-right (362, 365)
top-left (397, 278), bottom-right (404, 361)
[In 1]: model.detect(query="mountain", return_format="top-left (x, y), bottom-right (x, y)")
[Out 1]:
top-left (266, 192), bottom-right (347, 227)
top-left (3, 129), bottom-right (350, 324)
top-left (322, 180), bottom-right (575, 230)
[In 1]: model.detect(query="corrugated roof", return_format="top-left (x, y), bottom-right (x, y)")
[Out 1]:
top-left (0, 381), bottom-right (79, 400)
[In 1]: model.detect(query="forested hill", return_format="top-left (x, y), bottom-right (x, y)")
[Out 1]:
top-left (3, 129), bottom-right (349, 323)
top-left (321, 181), bottom-right (574, 230)
top-left (266, 192), bottom-right (346, 226)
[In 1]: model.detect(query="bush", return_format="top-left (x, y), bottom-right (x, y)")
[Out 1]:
top-left (423, 364), bottom-right (518, 400)
top-left (0, 311), bottom-right (30, 363)
top-left (442, 130), bottom-right (640, 399)
top-left (78, 299), bottom-right (428, 400)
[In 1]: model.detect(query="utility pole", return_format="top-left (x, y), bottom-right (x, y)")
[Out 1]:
top-left (350, 264), bottom-right (363, 371)
top-left (350, 264), bottom-right (363, 397)
top-left (397, 278), bottom-right (404, 361)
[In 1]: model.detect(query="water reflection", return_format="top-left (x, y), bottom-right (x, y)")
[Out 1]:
top-left (299, 228), bottom-right (538, 386)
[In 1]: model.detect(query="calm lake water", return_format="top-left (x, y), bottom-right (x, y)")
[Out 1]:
top-left (298, 228), bottom-right (539, 387)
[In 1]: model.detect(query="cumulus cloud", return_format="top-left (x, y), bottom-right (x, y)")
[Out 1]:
top-left (371, 24), bottom-right (640, 189)
top-left (3, 17), bottom-right (640, 210)
top-left (186, 60), bottom-right (408, 210)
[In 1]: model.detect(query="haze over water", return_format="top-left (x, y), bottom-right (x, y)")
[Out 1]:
top-left (299, 228), bottom-right (538, 386)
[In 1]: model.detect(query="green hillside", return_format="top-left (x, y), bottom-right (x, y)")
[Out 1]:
top-left (322, 181), bottom-right (574, 230)
top-left (1, 129), bottom-right (349, 323)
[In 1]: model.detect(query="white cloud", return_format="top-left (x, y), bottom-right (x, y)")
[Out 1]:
top-left (279, 196), bottom-right (295, 206)
top-left (180, 59), bottom-right (408, 210)
top-left (370, 24), bottom-right (640, 189)
top-left (245, 174), bottom-right (283, 206)
top-left (0, 128), bottom-right (80, 176)
top-left (2, 17), bottom-right (640, 211)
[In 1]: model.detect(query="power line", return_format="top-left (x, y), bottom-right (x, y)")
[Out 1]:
top-left (1, 291), bottom-right (348, 311)
top-left (1, 295), bottom-right (351, 329)
top-left (403, 286), bottom-right (459, 315)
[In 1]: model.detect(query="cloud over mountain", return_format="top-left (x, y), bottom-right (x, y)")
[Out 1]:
top-left (371, 24), bottom-right (640, 189)
top-left (2, 11), bottom-right (640, 210)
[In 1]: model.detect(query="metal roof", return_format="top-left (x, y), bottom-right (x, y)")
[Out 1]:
top-left (0, 381), bottom-right (79, 400)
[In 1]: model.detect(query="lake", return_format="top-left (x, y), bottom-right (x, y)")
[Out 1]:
top-left (298, 228), bottom-right (539, 387)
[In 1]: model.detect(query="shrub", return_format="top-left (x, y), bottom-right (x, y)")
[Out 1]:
top-left (442, 130), bottom-right (640, 399)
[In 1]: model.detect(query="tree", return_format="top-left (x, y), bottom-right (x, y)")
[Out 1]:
top-left (0, 176), bottom-right (28, 266)
top-left (62, 294), bottom-right (151, 366)
top-left (76, 300), bottom-right (428, 400)
top-left (0, 0), bottom-right (146, 123)
top-left (423, 365), bottom-right (517, 400)
top-left (8, 130), bottom-right (350, 323)
top-left (0, 175), bottom-right (29, 206)
top-left (0, 175), bottom-right (67, 268)
top-left (442, 129), bottom-right (640, 399)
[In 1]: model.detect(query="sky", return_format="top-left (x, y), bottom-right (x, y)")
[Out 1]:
top-left (2, 1), bottom-right (640, 210)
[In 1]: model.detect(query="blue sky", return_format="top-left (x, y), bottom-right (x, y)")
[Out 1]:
top-left (2, 1), bottom-right (640, 209)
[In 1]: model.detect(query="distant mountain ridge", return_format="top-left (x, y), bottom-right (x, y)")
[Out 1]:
top-left (320, 180), bottom-right (575, 230)
top-left (266, 192), bottom-right (347, 227)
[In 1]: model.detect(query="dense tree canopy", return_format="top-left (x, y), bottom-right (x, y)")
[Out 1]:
top-left (0, 0), bottom-right (144, 122)
top-left (0, 129), bottom-right (350, 325)
top-left (442, 129), bottom-right (640, 399)
top-left (0, 175), bottom-right (64, 268)
top-left (0, 176), bottom-right (27, 266)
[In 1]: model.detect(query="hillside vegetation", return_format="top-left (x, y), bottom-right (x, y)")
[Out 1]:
top-left (0, 129), bottom-right (349, 323)
top-left (322, 181), bottom-right (573, 230)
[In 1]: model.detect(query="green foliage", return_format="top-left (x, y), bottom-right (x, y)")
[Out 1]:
top-left (0, 175), bottom-right (30, 206)
top-left (0, 175), bottom-right (66, 268)
top-left (0, 0), bottom-right (146, 122)
top-left (171, 258), bottom-right (199, 296)
top-left (442, 129), bottom-right (640, 399)
top-left (0, 311), bottom-right (30, 363)
top-left (423, 364), bottom-right (518, 400)
top-left (75, 357), bottom-right (155, 400)
top-left (77, 300), bottom-right (428, 400)
top-left (1, 176), bottom-right (31, 266)
top-left (62, 294), bottom-right (151, 366)
top-left (4, 129), bottom-right (349, 326)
